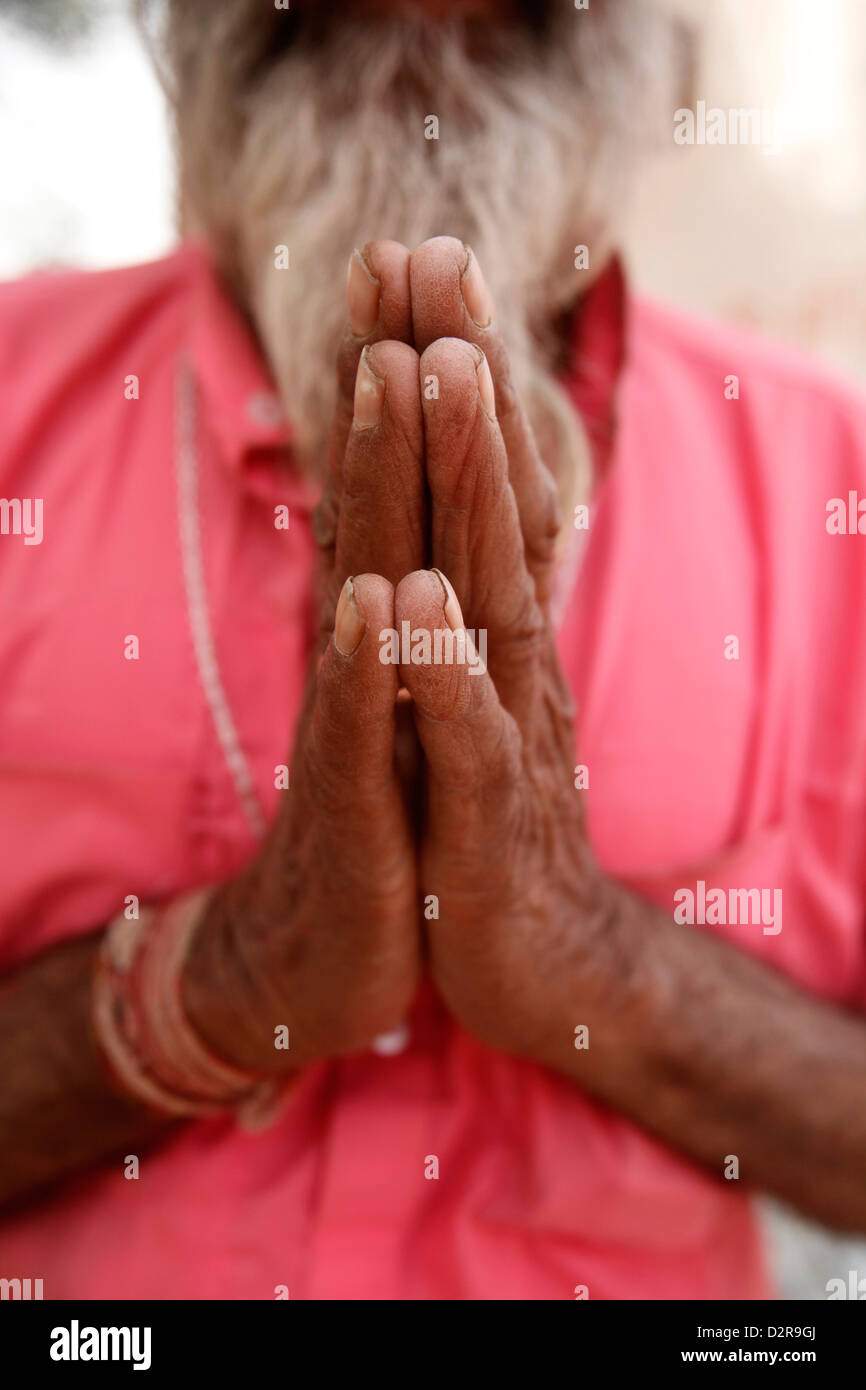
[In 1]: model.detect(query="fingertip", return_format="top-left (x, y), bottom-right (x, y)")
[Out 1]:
top-left (350, 571), bottom-right (396, 620)
top-left (410, 235), bottom-right (465, 267)
top-left (366, 338), bottom-right (422, 380)
top-left (460, 245), bottom-right (494, 330)
top-left (346, 248), bottom-right (381, 339)
top-left (328, 573), bottom-right (395, 664)
top-left (410, 238), bottom-right (470, 346)
top-left (394, 570), bottom-right (477, 723)
top-left (350, 340), bottom-right (422, 437)
top-left (358, 240), bottom-right (412, 340)
top-left (418, 337), bottom-right (488, 421)
top-left (317, 572), bottom-right (398, 717)
top-left (394, 568), bottom-right (449, 630)
top-left (362, 238), bottom-right (412, 270)
top-left (334, 576), bottom-right (365, 656)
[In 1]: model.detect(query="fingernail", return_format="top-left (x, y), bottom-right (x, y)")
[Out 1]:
top-left (346, 248), bottom-right (380, 337)
top-left (461, 245), bottom-right (493, 328)
top-left (335, 577), bottom-right (365, 655)
top-left (475, 351), bottom-right (496, 420)
top-left (432, 569), bottom-right (464, 631)
top-left (353, 347), bottom-right (385, 429)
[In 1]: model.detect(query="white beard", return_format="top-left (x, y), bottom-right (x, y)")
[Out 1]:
top-left (208, 3), bottom-right (681, 494)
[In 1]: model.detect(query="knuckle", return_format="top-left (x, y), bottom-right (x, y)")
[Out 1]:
top-left (496, 586), bottom-right (546, 660)
top-left (528, 472), bottom-right (562, 565)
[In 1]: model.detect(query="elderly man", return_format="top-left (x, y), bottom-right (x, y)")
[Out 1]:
top-left (0, 0), bottom-right (865, 1302)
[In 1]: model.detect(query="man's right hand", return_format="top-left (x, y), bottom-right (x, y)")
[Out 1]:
top-left (184, 242), bottom-right (426, 1074)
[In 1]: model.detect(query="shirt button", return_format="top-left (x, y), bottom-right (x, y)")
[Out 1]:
top-left (370, 1023), bottom-right (410, 1056)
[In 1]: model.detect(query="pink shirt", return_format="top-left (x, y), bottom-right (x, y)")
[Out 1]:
top-left (1, 244), bottom-right (865, 1300)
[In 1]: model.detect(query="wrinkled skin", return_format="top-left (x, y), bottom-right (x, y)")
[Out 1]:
top-left (193, 235), bottom-right (597, 1073)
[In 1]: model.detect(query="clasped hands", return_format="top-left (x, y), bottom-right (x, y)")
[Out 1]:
top-left (195, 236), bottom-right (615, 1077)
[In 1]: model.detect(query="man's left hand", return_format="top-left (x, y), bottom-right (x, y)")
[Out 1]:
top-left (398, 237), bottom-right (605, 1060)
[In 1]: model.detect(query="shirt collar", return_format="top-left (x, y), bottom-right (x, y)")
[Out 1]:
top-left (188, 241), bottom-right (293, 469)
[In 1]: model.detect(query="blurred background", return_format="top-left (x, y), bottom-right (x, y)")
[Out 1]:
top-left (632, 0), bottom-right (866, 384)
top-left (0, 0), bottom-right (864, 1299)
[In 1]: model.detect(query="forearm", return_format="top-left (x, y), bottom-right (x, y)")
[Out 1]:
top-left (0, 902), bottom-right (272, 1209)
top-left (0, 932), bottom-right (173, 1208)
top-left (529, 881), bottom-right (866, 1232)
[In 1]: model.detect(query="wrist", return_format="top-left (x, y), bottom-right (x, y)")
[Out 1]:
top-left (91, 889), bottom-right (295, 1128)
top-left (182, 882), bottom-right (294, 1078)
top-left (519, 872), bottom-right (647, 1084)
